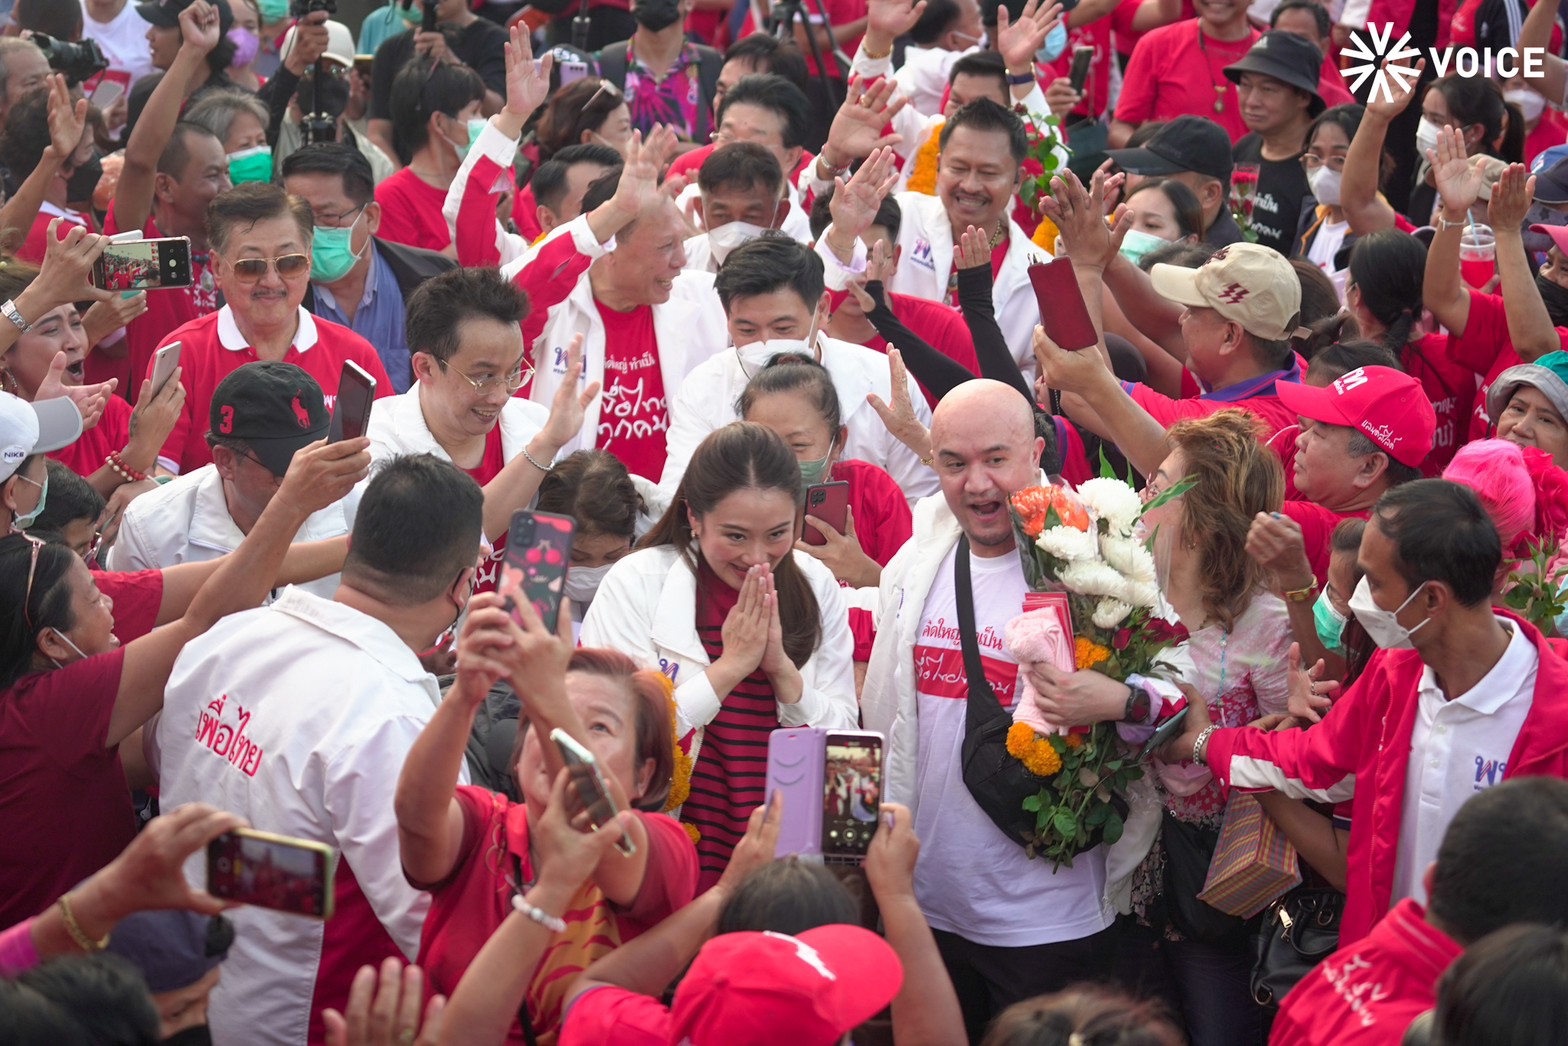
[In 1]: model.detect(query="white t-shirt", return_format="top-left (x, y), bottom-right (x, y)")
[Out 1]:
top-left (81, 0), bottom-right (156, 94)
top-left (1307, 217), bottom-right (1350, 294)
top-left (911, 544), bottom-right (1112, 948)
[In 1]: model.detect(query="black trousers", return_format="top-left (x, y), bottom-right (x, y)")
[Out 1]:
top-left (933, 924), bottom-right (1119, 1044)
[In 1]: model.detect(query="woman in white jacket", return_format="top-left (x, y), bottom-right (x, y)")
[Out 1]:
top-left (581, 422), bottom-right (858, 887)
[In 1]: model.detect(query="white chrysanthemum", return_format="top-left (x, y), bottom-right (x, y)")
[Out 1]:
top-left (1101, 539), bottom-right (1157, 586)
top-left (1075, 477), bottom-right (1143, 535)
top-left (1121, 579), bottom-right (1160, 610)
top-left (1058, 561), bottom-right (1130, 600)
top-left (1092, 597), bottom-right (1134, 629)
top-left (1036, 525), bottom-right (1099, 562)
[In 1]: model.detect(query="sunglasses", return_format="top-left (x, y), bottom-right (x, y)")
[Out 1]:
top-left (19, 532), bottom-right (43, 633)
top-left (224, 254), bottom-right (310, 283)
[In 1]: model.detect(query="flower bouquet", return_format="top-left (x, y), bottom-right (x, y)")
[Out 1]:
top-left (1001, 475), bottom-right (1190, 868)
top-left (1228, 164), bottom-right (1261, 244)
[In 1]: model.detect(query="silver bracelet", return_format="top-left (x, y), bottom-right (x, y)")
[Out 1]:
top-left (511, 894), bottom-right (566, 933)
top-left (2, 299), bottom-right (31, 333)
top-left (520, 445), bottom-right (553, 473)
top-left (1192, 725), bottom-right (1218, 767)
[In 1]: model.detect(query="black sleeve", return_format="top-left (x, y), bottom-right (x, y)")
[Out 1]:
top-left (956, 263), bottom-right (1032, 402)
top-left (460, 22), bottom-right (509, 96)
top-left (864, 281), bottom-right (975, 400)
top-left (369, 32), bottom-right (410, 122)
top-left (256, 65), bottom-right (300, 146)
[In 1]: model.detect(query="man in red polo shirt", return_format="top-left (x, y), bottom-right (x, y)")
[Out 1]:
top-left (1111, 0), bottom-right (1261, 146)
top-left (153, 183), bottom-right (391, 475)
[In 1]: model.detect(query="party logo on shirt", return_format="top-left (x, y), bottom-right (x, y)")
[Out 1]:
top-left (910, 237), bottom-right (936, 271)
top-left (1474, 755), bottom-right (1506, 789)
top-left (195, 692), bottom-right (265, 777)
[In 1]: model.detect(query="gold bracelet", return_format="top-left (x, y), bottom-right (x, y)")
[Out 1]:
top-left (57, 894), bottom-right (110, 952)
top-left (862, 42), bottom-right (892, 59)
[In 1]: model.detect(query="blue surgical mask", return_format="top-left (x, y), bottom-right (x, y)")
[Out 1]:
top-left (1118, 227), bottom-right (1170, 265)
top-left (310, 213), bottom-right (368, 283)
top-left (1037, 21), bottom-right (1069, 64)
top-left (1313, 589), bottom-right (1347, 654)
top-left (11, 472), bottom-right (47, 531)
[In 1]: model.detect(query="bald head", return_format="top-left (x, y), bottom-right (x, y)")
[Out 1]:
top-left (930, 381), bottom-right (1043, 555)
top-left (932, 379), bottom-right (1036, 450)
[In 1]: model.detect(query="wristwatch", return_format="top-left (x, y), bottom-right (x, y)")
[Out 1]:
top-left (1123, 683), bottom-right (1150, 724)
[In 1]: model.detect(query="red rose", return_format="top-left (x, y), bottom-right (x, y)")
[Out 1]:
top-left (1113, 628), bottom-right (1132, 650)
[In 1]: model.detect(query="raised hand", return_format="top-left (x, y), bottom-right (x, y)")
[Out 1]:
top-left (1432, 123), bottom-right (1482, 217)
top-left (716, 791), bottom-right (783, 894)
top-left (43, 74), bottom-right (87, 164)
top-left (503, 24), bottom-right (551, 122)
top-left (822, 76), bottom-right (907, 169)
top-left (997, 0), bottom-right (1064, 75)
top-left (865, 803), bottom-right (919, 902)
top-left (719, 565), bottom-right (770, 678)
top-left (274, 436), bottom-right (373, 518)
top-left (1044, 77), bottom-right (1081, 121)
top-left (954, 224), bottom-right (991, 271)
top-left (178, 0), bottom-right (222, 55)
top-left (1245, 512), bottom-right (1314, 593)
top-left (1032, 324), bottom-right (1110, 395)
top-left (281, 10), bottom-right (331, 75)
top-left (864, 0), bottom-right (928, 48)
top-left (867, 348), bottom-right (932, 464)
top-left (539, 334), bottom-right (600, 450)
top-left (1284, 642), bottom-right (1340, 724)
top-left (33, 220), bottom-right (114, 308)
top-left (323, 959), bottom-right (445, 1046)
top-left (446, 593), bottom-right (517, 711)
top-left (1488, 164), bottom-right (1535, 232)
top-left (126, 363), bottom-right (186, 462)
top-left (827, 145), bottom-right (899, 247)
top-left (35, 351), bottom-right (114, 429)
top-left (1041, 168), bottom-right (1126, 271)
top-left (1363, 57), bottom-right (1424, 123)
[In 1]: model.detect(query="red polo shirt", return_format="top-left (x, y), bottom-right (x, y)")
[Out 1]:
top-left (374, 168), bottom-right (454, 253)
top-left (1115, 20), bottom-right (1259, 144)
top-left (152, 306), bottom-right (392, 474)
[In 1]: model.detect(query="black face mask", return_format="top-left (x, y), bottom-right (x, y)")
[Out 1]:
top-left (633, 0), bottom-right (682, 31)
top-left (65, 154), bottom-right (103, 209)
top-left (1536, 273), bottom-right (1568, 328)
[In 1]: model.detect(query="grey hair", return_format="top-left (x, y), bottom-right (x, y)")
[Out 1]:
top-left (185, 89), bottom-right (272, 151)
top-left (0, 39), bottom-right (44, 107)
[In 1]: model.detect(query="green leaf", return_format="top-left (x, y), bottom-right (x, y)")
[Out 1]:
top-left (1102, 813), bottom-right (1124, 845)
top-left (1022, 794), bottom-right (1043, 813)
top-left (1086, 803), bottom-right (1110, 827)
top-left (1052, 809), bottom-right (1078, 838)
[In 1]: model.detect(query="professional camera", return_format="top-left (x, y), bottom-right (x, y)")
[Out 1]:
top-left (288, 0), bottom-right (337, 16)
top-left (29, 33), bottom-right (108, 87)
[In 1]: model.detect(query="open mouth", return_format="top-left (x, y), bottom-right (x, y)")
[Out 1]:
top-left (64, 359), bottom-right (86, 382)
top-left (967, 498), bottom-right (1004, 523)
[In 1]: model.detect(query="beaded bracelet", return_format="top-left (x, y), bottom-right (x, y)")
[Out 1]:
top-left (511, 894), bottom-right (566, 933)
top-left (520, 445), bottom-right (552, 473)
top-left (106, 451), bottom-right (148, 484)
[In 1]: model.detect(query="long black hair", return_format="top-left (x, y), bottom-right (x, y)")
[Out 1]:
top-left (0, 529), bottom-right (78, 690)
top-left (639, 423), bottom-right (822, 667)
top-left (1428, 74), bottom-right (1525, 163)
top-left (1348, 231), bottom-right (1425, 359)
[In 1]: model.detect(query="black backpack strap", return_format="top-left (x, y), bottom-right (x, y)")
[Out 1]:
top-left (954, 536), bottom-right (1006, 723)
top-left (694, 45), bottom-right (723, 139)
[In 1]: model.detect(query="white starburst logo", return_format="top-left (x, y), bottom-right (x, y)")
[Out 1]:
top-left (1342, 24), bottom-right (1423, 105)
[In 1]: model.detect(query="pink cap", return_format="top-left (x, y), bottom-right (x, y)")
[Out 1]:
top-left (1275, 366), bottom-right (1436, 468)
top-left (667, 926), bottom-right (904, 1046)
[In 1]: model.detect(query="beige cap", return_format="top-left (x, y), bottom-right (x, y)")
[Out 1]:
top-left (1150, 242), bottom-right (1302, 341)
top-left (1471, 155), bottom-right (1509, 201)
top-left (280, 19), bottom-right (355, 69)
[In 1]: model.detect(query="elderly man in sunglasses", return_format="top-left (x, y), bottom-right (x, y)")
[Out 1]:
top-left (148, 183), bottom-right (392, 476)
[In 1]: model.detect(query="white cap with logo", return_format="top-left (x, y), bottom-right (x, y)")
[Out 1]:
top-left (1150, 242), bottom-right (1303, 342)
top-left (0, 393), bottom-right (83, 483)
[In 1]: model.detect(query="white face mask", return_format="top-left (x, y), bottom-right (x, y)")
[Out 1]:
top-left (1348, 576), bottom-right (1430, 650)
top-left (736, 327), bottom-right (820, 375)
top-left (563, 562), bottom-right (613, 606)
top-left (1309, 165), bottom-right (1343, 207)
top-left (1415, 119), bottom-right (1443, 160)
top-left (707, 220), bottom-right (769, 265)
top-left (47, 628), bottom-right (89, 669)
top-left (1505, 88), bottom-right (1547, 123)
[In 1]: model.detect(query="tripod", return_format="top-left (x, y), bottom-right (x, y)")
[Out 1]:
top-left (769, 0), bottom-right (851, 112)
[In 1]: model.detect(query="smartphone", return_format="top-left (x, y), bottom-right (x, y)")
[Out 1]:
top-left (552, 728), bottom-right (637, 856)
top-left (1029, 257), bottom-right (1099, 351)
top-left (1068, 45), bottom-right (1094, 96)
top-left (766, 727), bottom-right (827, 858)
top-left (90, 77), bottom-right (125, 109)
top-left (353, 54), bottom-right (375, 79)
top-left (801, 481), bottom-right (850, 547)
top-left (206, 828), bottom-right (336, 919)
top-left (92, 236), bottom-right (193, 291)
top-left (421, 0), bottom-right (438, 33)
top-left (327, 361), bottom-right (376, 443)
top-left (1140, 705), bottom-right (1190, 762)
top-left (499, 510), bottom-right (575, 634)
top-left (822, 730), bottom-right (883, 862)
top-left (148, 341), bottom-right (181, 399)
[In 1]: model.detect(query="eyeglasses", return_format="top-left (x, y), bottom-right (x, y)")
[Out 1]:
top-left (224, 254), bottom-right (311, 283)
top-left (233, 446), bottom-right (285, 481)
top-left (439, 358), bottom-right (532, 395)
top-left (312, 203), bottom-right (366, 228)
top-left (85, 507), bottom-right (121, 566)
top-left (585, 79), bottom-right (623, 110)
top-left (1300, 154), bottom-right (1347, 173)
top-left (18, 532), bottom-right (43, 633)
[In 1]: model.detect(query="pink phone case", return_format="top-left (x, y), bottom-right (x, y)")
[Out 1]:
top-left (765, 727), bottom-right (826, 858)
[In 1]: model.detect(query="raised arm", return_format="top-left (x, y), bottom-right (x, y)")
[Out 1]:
top-left (1519, 0), bottom-right (1566, 115)
top-left (114, 0), bottom-right (221, 233)
top-left (1035, 325), bottom-right (1169, 478)
top-left (0, 76), bottom-right (82, 246)
top-left (1339, 59), bottom-right (1420, 235)
top-left (1490, 164), bottom-right (1560, 362)
top-left (818, 145), bottom-right (900, 268)
top-left (1424, 124), bottom-right (1483, 336)
top-left (107, 437), bottom-right (370, 747)
top-left (954, 226), bottom-right (1035, 400)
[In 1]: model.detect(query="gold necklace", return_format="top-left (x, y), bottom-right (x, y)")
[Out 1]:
top-left (1196, 26), bottom-right (1247, 115)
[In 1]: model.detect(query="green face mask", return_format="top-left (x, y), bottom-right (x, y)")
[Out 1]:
top-left (797, 449), bottom-right (832, 491)
top-left (257, 0), bottom-right (289, 22)
top-left (12, 471), bottom-right (48, 531)
top-left (310, 213), bottom-right (368, 283)
top-left (227, 145), bottom-right (274, 186)
top-left (1313, 589), bottom-right (1347, 654)
top-left (1118, 227), bottom-right (1171, 266)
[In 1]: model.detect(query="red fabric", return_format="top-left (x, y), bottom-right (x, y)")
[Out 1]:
top-left (515, 181), bottom-right (543, 245)
top-left (1126, 381), bottom-right (1299, 443)
top-left (102, 204), bottom-right (220, 406)
top-left (461, 424), bottom-right (507, 485)
top-left (1111, 0), bottom-right (1195, 57)
top-left (560, 985), bottom-right (672, 1046)
top-left (668, 144), bottom-right (815, 184)
top-left (595, 303), bottom-right (668, 481)
top-left (1318, 61), bottom-right (1355, 109)
top-left (1054, 416), bottom-right (1093, 486)
top-left (1270, 900), bottom-right (1462, 1046)
top-left (1525, 110), bottom-right (1568, 169)
top-left (1046, 18), bottom-right (1115, 121)
top-left (1114, 20), bottom-right (1259, 143)
top-left (1451, 0), bottom-right (1563, 51)
top-left (453, 154), bottom-right (508, 268)
top-left (0, 646), bottom-right (134, 930)
top-left (860, 291), bottom-right (979, 407)
top-left (48, 395), bottom-right (132, 480)
top-left (830, 458), bottom-right (913, 661)
top-left (1207, 612), bottom-right (1568, 946)
top-left (95, 568), bottom-right (165, 642)
top-left (416, 787), bottom-right (697, 1044)
top-left (1400, 333), bottom-right (1476, 476)
top-left (513, 229), bottom-right (597, 357)
top-left (15, 210), bottom-right (95, 264)
top-left (151, 310), bottom-right (392, 475)
top-left (1447, 289), bottom-right (1568, 441)
top-left (1358, 0), bottom-right (1460, 49)
top-left (308, 859), bottom-right (405, 1045)
top-left (1279, 501), bottom-right (1368, 586)
top-left (374, 168), bottom-right (455, 253)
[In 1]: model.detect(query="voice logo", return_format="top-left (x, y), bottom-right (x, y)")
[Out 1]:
top-left (1342, 24), bottom-right (1547, 105)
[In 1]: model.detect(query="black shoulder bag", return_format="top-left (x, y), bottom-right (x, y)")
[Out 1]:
top-left (954, 536), bottom-right (1053, 848)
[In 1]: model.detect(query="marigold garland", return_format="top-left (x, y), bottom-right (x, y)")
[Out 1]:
top-left (1075, 637), bottom-right (1112, 671)
top-left (1031, 215), bottom-right (1059, 252)
top-left (653, 673), bottom-right (694, 813)
top-left (905, 122), bottom-right (944, 195)
top-left (1006, 721), bottom-right (1063, 778)
top-left (1065, 734), bottom-right (1084, 750)
top-left (682, 822), bottom-right (702, 845)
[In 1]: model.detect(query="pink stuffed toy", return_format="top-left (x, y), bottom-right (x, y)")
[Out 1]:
top-left (1003, 607), bottom-right (1076, 736)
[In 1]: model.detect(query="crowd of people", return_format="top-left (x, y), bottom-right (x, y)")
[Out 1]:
top-left (3, 0), bottom-right (1568, 1042)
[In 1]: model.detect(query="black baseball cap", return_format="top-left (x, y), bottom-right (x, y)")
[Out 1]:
top-left (1533, 153), bottom-right (1568, 205)
top-left (209, 362), bottom-right (329, 477)
top-left (136, 0), bottom-right (234, 34)
top-left (1105, 115), bottom-right (1235, 184)
top-left (1223, 31), bottom-right (1326, 116)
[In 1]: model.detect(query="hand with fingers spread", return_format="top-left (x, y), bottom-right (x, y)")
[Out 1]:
top-left (863, 0), bottom-right (928, 52)
top-left (43, 74), bottom-right (88, 166)
top-left (590, 127), bottom-right (675, 241)
top-left (537, 334), bottom-right (601, 451)
top-left (1432, 124), bottom-right (1483, 218)
top-left (997, 0), bottom-right (1063, 77)
top-left (822, 76), bottom-right (907, 170)
top-left (32, 220), bottom-right (115, 309)
top-left (505, 25), bottom-right (551, 119)
top-left (1041, 168), bottom-right (1127, 271)
top-left (867, 348), bottom-right (932, 464)
top-left (323, 959), bottom-right (445, 1046)
top-left (35, 350), bottom-right (116, 429)
top-left (954, 224), bottom-right (992, 271)
top-left (824, 146), bottom-right (899, 256)
top-left (1285, 642), bottom-right (1340, 724)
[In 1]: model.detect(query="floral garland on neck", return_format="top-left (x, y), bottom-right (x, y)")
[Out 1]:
top-left (905, 121), bottom-right (945, 196)
top-left (653, 672), bottom-right (700, 844)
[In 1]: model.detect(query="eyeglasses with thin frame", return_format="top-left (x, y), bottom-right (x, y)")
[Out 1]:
top-left (439, 358), bottom-right (533, 395)
top-left (312, 203), bottom-right (367, 229)
top-left (14, 532), bottom-right (44, 632)
top-left (224, 254), bottom-right (311, 283)
top-left (1300, 154), bottom-right (1347, 173)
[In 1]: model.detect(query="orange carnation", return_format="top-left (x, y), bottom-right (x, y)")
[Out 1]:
top-left (1011, 485), bottom-right (1092, 538)
top-left (906, 122), bottom-right (944, 196)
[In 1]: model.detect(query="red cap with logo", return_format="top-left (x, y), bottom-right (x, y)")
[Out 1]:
top-left (1275, 365), bottom-right (1436, 468)
top-left (667, 926), bottom-right (904, 1046)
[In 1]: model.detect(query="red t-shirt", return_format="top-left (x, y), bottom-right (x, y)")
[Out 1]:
top-left (374, 168), bottom-right (455, 253)
top-left (828, 459), bottom-right (913, 661)
top-left (415, 786), bottom-right (698, 1044)
top-left (96, 567), bottom-right (165, 642)
top-left (560, 985), bottom-right (673, 1045)
top-left (1281, 500), bottom-right (1370, 585)
top-left (1111, 0), bottom-right (1195, 57)
top-left (152, 306), bottom-right (392, 474)
top-left (595, 303), bottom-right (669, 481)
top-left (1115, 20), bottom-right (1259, 144)
top-left (1448, 289), bottom-right (1568, 441)
top-left (1126, 376), bottom-right (1300, 444)
top-left (1400, 333), bottom-right (1475, 476)
top-left (1526, 111), bottom-right (1568, 168)
top-left (16, 208), bottom-right (96, 264)
top-left (1047, 18), bottom-right (1115, 121)
top-left (102, 204), bottom-right (221, 406)
top-left (1318, 60), bottom-right (1356, 109)
top-left (49, 395), bottom-right (132, 480)
top-left (860, 291), bottom-right (980, 407)
top-left (0, 646), bottom-right (135, 930)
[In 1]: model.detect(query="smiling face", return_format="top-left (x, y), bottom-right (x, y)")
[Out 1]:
top-left (1126, 185), bottom-right (1188, 243)
top-left (414, 316), bottom-right (526, 445)
top-left (689, 486), bottom-right (799, 589)
top-left (214, 213), bottom-right (311, 331)
top-left (1195, 0), bottom-right (1251, 30)
top-left (517, 670), bottom-right (650, 820)
top-left (601, 198), bottom-right (687, 305)
top-left (1496, 384), bottom-right (1568, 467)
top-left (936, 124), bottom-right (1022, 235)
top-left (2, 304), bottom-right (88, 397)
top-left (929, 384), bottom-right (1043, 553)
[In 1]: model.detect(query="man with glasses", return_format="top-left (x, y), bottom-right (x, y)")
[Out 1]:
top-left (149, 183), bottom-right (392, 475)
top-left (107, 362), bottom-right (359, 600)
top-left (284, 143), bottom-right (456, 393)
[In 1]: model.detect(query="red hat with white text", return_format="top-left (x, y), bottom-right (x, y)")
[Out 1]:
top-left (1276, 365), bottom-right (1436, 468)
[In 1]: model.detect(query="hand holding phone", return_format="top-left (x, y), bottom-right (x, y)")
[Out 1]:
top-left (207, 828), bottom-right (336, 918)
top-left (92, 236), bottom-right (194, 291)
top-left (148, 341), bottom-right (182, 400)
top-left (499, 511), bottom-right (575, 633)
top-left (801, 481), bottom-right (850, 547)
top-left (1029, 257), bottom-right (1099, 351)
top-left (1068, 45), bottom-right (1094, 96)
top-left (327, 361), bottom-right (376, 443)
top-left (552, 729), bottom-right (637, 857)
top-left (1140, 706), bottom-right (1190, 762)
